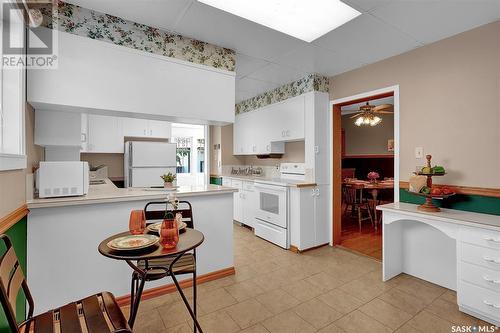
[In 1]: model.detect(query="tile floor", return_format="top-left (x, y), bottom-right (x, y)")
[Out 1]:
top-left (123, 224), bottom-right (496, 333)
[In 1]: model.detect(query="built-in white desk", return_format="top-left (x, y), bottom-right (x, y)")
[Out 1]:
top-left (378, 202), bottom-right (500, 326)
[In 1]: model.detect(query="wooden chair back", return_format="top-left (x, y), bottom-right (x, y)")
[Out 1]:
top-left (0, 235), bottom-right (35, 333)
top-left (144, 201), bottom-right (194, 229)
top-left (342, 168), bottom-right (356, 180)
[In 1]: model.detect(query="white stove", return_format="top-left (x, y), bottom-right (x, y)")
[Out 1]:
top-left (253, 163), bottom-right (306, 249)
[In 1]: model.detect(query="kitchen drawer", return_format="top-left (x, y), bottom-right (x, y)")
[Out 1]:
top-left (459, 281), bottom-right (500, 322)
top-left (243, 181), bottom-right (255, 191)
top-left (461, 243), bottom-right (500, 271)
top-left (254, 219), bottom-right (287, 249)
top-left (461, 261), bottom-right (500, 292)
top-left (461, 227), bottom-right (500, 250)
top-left (231, 180), bottom-right (243, 189)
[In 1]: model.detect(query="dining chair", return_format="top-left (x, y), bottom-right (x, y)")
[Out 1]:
top-left (131, 200), bottom-right (198, 332)
top-left (344, 184), bottom-right (374, 232)
top-left (0, 234), bottom-right (132, 333)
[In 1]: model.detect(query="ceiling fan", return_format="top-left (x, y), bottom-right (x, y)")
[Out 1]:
top-left (349, 102), bottom-right (394, 126)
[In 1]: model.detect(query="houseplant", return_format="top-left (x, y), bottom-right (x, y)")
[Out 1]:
top-left (161, 172), bottom-right (176, 188)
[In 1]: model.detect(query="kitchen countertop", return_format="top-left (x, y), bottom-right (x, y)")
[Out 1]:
top-left (221, 174), bottom-right (317, 188)
top-left (27, 179), bottom-right (237, 209)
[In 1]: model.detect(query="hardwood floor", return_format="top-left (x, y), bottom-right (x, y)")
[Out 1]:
top-left (340, 214), bottom-right (382, 260)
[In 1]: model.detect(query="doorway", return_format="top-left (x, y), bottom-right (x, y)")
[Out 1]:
top-left (330, 86), bottom-right (400, 259)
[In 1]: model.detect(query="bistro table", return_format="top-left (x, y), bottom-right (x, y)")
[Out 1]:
top-left (344, 179), bottom-right (395, 228)
top-left (98, 228), bottom-right (204, 331)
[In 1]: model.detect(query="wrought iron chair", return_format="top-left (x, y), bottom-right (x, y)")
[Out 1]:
top-left (130, 200), bottom-right (198, 332)
top-left (0, 234), bottom-right (132, 333)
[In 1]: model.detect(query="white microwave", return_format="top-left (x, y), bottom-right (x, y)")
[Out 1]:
top-left (36, 161), bottom-right (89, 198)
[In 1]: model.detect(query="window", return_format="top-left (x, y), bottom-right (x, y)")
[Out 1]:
top-left (0, 4), bottom-right (26, 170)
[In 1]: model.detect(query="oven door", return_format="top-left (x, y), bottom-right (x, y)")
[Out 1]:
top-left (254, 182), bottom-right (288, 228)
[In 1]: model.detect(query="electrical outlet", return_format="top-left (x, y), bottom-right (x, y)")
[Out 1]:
top-left (415, 147), bottom-right (424, 159)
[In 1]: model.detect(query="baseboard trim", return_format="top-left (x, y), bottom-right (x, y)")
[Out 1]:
top-left (116, 266), bottom-right (235, 307)
top-left (0, 204), bottom-right (29, 234)
top-left (289, 243), bottom-right (329, 253)
top-left (400, 181), bottom-right (500, 198)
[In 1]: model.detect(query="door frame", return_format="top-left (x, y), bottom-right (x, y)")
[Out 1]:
top-left (329, 85), bottom-right (400, 245)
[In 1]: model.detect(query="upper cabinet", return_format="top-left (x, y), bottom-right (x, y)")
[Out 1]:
top-left (85, 115), bottom-right (124, 153)
top-left (123, 119), bottom-right (171, 138)
top-left (233, 94), bottom-right (305, 156)
top-left (28, 30), bottom-right (235, 125)
top-left (233, 91), bottom-right (330, 184)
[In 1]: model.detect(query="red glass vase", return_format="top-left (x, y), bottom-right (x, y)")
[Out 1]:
top-left (159, 218), bottom-right (179, 249)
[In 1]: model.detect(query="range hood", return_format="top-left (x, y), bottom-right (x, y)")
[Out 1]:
top-left (256, 154), bottom-right (283, 159)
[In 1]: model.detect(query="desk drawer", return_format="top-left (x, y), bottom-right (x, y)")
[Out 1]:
top-left (461, 261), bottom-right (500, 292)
top-left (459, 281), bottom-right (500, 322)
top-left (461, 227), bottom-right (500, 249)
top-left (461, 243), bottom-right (500, 271)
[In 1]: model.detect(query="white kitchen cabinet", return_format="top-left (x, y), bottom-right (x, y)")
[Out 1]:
top-left (123, 118), bottom-right (171, 139)
top-left (241, 181), bottom-right (257, 228)
top-left (35, 110), bottom-right (82, 147)
top-left (290, 184), bottom-right (330, 251)
top-left (148, 120), bottom-right (171, 138)
top-left (223, 177), bottom-right (257, 228)
top-left (86, 114), bottom-right (124, 153)
top-left (267, 95), bottom-right (305, 142)
top-left (233, 109), bottom-right (285, 156)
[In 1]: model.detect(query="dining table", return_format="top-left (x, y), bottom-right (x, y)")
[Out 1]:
top-left (98, 228), bottom-right (204, 331)
top-left (343, 179), bottom-right (395, 227)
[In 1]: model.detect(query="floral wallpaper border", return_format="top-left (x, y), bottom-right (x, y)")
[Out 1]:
top-left (235, 74), bottom-right (329, 115)
top-left (41, 1), bottom-right (236, 71)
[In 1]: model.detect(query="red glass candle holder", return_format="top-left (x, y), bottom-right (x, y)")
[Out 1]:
top-left (129, 210), bottom-right (146, 235)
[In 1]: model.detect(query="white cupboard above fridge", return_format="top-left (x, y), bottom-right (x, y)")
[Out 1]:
top-left (123, 118), bottom-right (172, 139)
top-left (35, 110), bottom-right (172, 154)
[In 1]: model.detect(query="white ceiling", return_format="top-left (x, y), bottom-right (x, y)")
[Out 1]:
top-left (68, 0), bottom-right (500, 103)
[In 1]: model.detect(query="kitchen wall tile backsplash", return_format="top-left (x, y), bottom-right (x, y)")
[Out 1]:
top-left (41, 2), bottom-right (236, 71)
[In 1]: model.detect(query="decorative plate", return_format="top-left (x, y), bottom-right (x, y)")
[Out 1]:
top-left (107, 234), bottom-right (159, 251)
top-left (146, 221), bottom-right (187, 233)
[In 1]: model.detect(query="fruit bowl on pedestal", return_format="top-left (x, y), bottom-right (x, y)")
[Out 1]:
top-left (407, 154), bottom-right (455, 212)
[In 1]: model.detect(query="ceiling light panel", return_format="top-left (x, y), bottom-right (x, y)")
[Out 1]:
top-left (197, 0), bottom-right (361, 42)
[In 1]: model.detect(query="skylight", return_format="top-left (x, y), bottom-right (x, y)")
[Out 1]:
top-left (197, 0), bottom-right (361, 42)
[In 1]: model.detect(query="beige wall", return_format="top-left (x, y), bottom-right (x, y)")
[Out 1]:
top-left (0, 104), bottom-right (43, 218)
top-left (81, 153), bottom-right (124, 178)
top-left (342, 113), bottom-right (394, 156)
top-left (330, 20), bottom-right (500, 188)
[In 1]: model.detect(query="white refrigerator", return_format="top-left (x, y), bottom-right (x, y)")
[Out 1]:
top-left (124, 141), bottom-right (177, 188)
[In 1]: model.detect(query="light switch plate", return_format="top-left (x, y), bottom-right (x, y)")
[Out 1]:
top-left (415, 147), bottom-right (424, 158)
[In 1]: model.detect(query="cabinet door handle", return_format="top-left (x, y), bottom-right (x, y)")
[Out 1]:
top-left (281, 131), bottom-right (285, 137)
top-left (483, 276), bottom-right (500, 284)
top-left (286, 130), bottom-right (290, 137)
top-left (81, 133), bottom-right (87, 142)
top-left (483, 256), bottom-right (500, 264)
top-left (150, 129), bottom-right (153, 136)
top-left (484, 236), bottom-right (500, 243)
top-left (483, 300), bottom-right (500, 308)
top-left (143, 129), bottom-right (146, 135)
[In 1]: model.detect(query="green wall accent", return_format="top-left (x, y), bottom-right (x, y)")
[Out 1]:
top-left (0, 217), bottom-right (27, 333)
top-left (400, 189), bottom-right (500, 216)
top-left (210, 176), bottom-right (223, 186)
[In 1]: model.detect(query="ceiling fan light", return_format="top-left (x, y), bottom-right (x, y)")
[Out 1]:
top-left (355, 117), bottom-right (364, 126)
top-left (370, 116), bottom-right (382, 126)
top-left (363, 117), bottom-right (370, 124)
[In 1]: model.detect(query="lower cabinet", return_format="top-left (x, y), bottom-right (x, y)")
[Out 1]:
top-left (289, 185), bottom-right (330, 251)
top-left (223, 177), bottom-right (256, 228)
